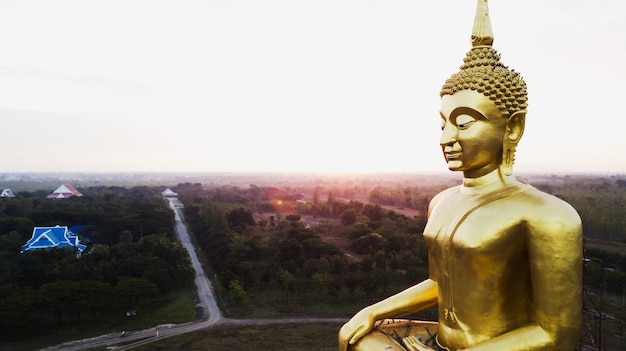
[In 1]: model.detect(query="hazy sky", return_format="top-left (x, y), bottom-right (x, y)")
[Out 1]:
top-left (2, 0), bottom-right (625, 174)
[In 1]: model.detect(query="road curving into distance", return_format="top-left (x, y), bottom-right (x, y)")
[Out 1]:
top-left (39, 197), bottom-right (347, 351)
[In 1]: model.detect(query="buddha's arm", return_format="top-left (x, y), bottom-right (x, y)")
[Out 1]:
top-left (463, 203), bottom-right (583, 351)
top-left (338, 279), bottom-right (438, 350)
top-left (365, 278), bottom-right (439, 320)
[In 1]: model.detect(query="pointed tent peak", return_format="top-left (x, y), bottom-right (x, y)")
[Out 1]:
top-left (161, 188), bottom-right (178, 197)
top-left (471, 0), bottom-right (494, 47)
top-left (49, 183), bottom-right (83, 198)
top-left (0, 189), bottom-right (15, 198)
top-left (54, 184), bottom-right (70, 193)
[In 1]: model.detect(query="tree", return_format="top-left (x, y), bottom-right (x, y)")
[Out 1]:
top-left (227, 280), bottom-right (246, 309)
top-left (340, 209), bottom-right (357, 226)
top-left (362, 204), bottom-right (385, 222)
top-left (15, 252), bottom-right (46, 288)
top-left (312, 272), bottom-right (331, 301)
top-left (276, 269), bottom-right (296, 303)
top-left (354, 233), bottom-right (387, 255)
top-left (119, 230), bottom-right (133, 243)
top-left (0, 285), bottom-right (38, 337)
top-left (286, 214), bottom-right (301, 222)
top-left (40, 280), bottom-right (78, 322)
top-left (0, 217), bottom-right (35, 236)
top-left (115, 277), bottom-right (159, 310)
top-left (71, 280), bottom-right (113, 321)
top-left (226, 207), bottom-right (256, 231)
top-left (313, 187), bottom-right (321, 205)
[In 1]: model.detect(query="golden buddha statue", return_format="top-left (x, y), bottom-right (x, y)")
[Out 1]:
top-left (338, 1), bottom-right (583, 350)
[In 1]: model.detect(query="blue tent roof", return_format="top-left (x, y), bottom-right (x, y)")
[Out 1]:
top-left (21, 225), bottom-right (87, 253)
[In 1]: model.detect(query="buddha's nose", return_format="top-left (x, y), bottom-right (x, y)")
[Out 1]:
top-left (440, 124), bottom-right (457, 146)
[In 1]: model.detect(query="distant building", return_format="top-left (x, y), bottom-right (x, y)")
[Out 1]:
top-left (0, 189), bottom-right (15, 198)
top-left (161, 188), bottom-right (178, 198)
top-left (21, 225), bottom-right (87, 256)
top-left (47, 184), bottom-right (83, 199)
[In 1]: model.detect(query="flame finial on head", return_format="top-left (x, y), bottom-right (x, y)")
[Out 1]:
top-left (471, 0), bottom-right (494, 47)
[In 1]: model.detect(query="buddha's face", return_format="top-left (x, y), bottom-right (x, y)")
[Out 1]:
top-left (439, 90), bottom-right (506, 178)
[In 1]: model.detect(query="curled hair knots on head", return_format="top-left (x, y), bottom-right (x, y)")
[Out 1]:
top-left (440, 47), bottom-right (528, 118)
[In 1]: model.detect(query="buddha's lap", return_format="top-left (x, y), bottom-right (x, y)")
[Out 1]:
top-left (350, 320), bottom-right (439, 351)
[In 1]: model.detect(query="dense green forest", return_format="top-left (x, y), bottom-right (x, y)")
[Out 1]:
top-left (176, 175), bottom-right (626, 347)
top-left (178, 182), bottom-right (431, 316)
top-left (0, 186), bottom-right (194, 340)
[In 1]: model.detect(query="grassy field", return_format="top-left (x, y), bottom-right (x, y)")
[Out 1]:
top-left (220, 285), bottom-right (380, 318)
top-left (133, 322), bottom-right (344, 351)
top-left (0, 289), bottom-right (198, 351)
top-left (585, 237), bottom-right (626, 254)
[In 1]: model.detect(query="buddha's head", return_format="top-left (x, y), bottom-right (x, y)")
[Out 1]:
top-left (439, 0), bottom-right (528, 177)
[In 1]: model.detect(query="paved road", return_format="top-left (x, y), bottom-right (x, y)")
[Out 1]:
top-left (39, 197), bottom-right (346, 351)
top-left (168, 198), bottom-right (222, 324)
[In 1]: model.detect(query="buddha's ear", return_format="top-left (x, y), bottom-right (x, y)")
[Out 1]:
top-left (506, 111), bottom-right (526, 143)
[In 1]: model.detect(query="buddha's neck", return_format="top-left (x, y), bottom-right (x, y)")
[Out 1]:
top-left (460, 168), bottom-right (516, 195)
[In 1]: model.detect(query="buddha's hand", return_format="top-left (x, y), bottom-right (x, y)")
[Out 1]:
top-left (338, 308), bottom-right (376, 351)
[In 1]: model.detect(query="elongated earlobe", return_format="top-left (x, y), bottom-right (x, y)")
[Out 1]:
top-left (502, 111), bottom-right (526, 175)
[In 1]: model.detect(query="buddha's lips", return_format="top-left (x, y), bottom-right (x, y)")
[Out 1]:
top-left (445, 152), bottom-right (462, 160)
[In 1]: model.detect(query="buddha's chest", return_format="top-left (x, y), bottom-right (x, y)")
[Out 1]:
top-left (423, 193), bottom-right (526, 261)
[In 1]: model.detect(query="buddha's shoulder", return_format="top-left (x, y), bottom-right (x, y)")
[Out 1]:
top-left (515, 185), bottom-right (582, 224)
top-left (432, 186), bottom-right (461, 201)
top-left (428, 186), bottom-right (462, 212)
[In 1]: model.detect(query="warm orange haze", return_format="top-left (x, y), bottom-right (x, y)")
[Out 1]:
top-left (1, 0), bottom-right (626, 174)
